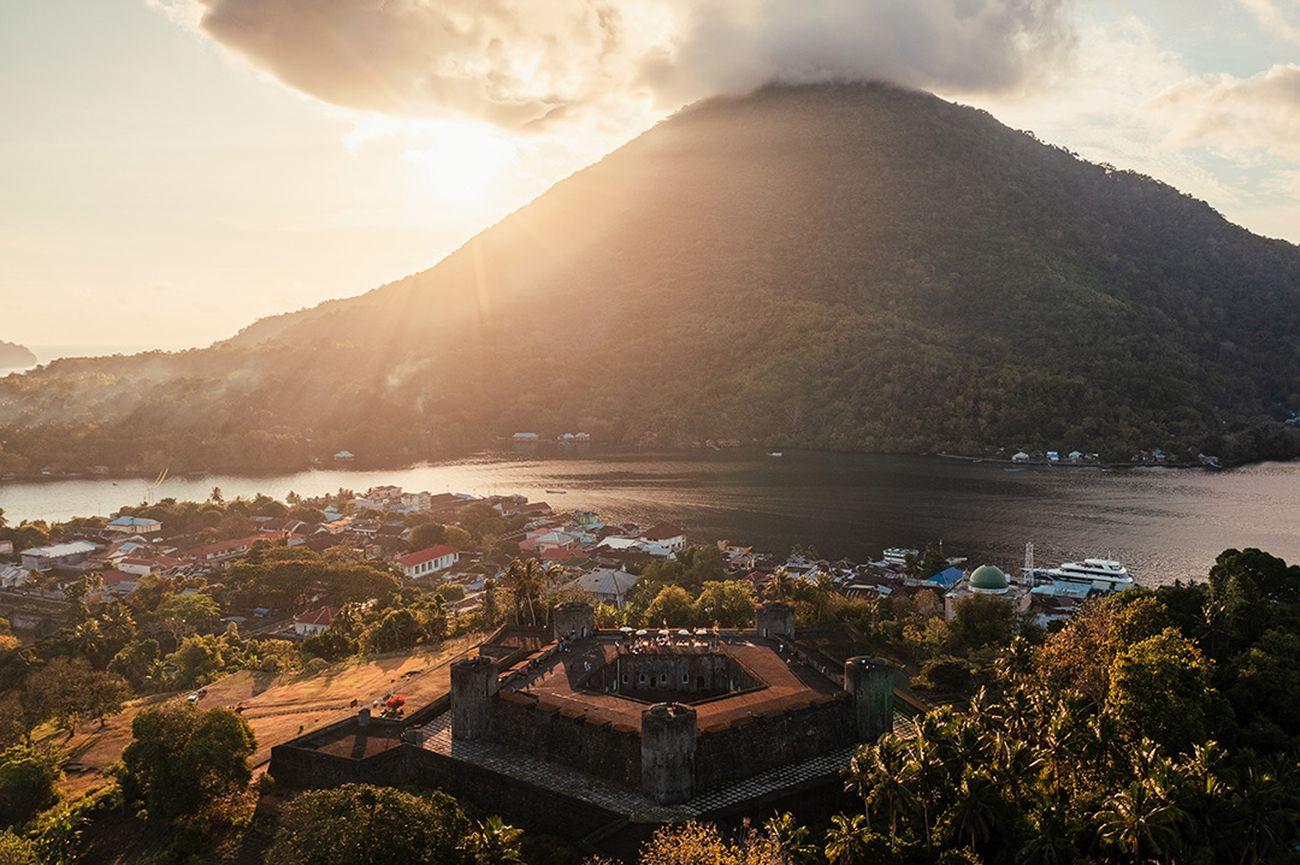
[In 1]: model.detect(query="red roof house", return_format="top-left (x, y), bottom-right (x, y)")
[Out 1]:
top-left (397, 545), bottom-right (460, 578)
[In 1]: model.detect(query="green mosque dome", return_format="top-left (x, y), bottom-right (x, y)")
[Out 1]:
top-left (968, 564), bottom-right (1009, 591)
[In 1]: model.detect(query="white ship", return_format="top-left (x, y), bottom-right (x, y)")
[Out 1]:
top-left (882, 547), bottom-right (919, 566)
top-left (1023, 544), bottom-right (1135, 593)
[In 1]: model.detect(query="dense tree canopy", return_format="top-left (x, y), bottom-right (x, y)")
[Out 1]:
top-left (266, 783), bottom-right (521, 865)
top-left (119, 702), bottom-right (256, 820)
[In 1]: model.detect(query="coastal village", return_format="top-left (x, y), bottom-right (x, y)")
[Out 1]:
top-left (0, 482), bottom-right (1118, 646)
top-left (0, 480), bottom-right (1144, 846)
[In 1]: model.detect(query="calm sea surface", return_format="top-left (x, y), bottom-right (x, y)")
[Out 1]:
top-left (1, 451), bottom-right (1297, 585)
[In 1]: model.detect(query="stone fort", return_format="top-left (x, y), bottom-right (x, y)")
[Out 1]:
top-left (270, 601), bottom-right (909, 839)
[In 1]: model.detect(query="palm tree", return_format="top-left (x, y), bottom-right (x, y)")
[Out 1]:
top-left (1017, 800), bottom-right (1080, 865)
top-left (992, 735), bottom-right (1041, 803)
top-left (1095, 780), bottom-right (1187, 865)
top-left (905, 716), bottom-right (951, 848)
top-left (466, 816), bottom-right (524, 865)
top-left (764, 812), bottom-right (818, 865)
top-left (848, 741), bottom-right (913, 839)
top-left (824, 813), bottom-right (872, 865)
top-left (503, 558), bottom-right (556, 627)
top-left (942, 767), bottom-right (1002, 851)
top-left (209, 486), bottom-right (223, 504)
top-left (1228, 764), bottom-right (1293, 865)
top-left (766, 567), bottom-right (793, 601)
top-left (813, 570), bottom-right (836, 621)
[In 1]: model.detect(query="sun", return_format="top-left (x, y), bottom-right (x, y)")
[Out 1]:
top-left (400, 120), bottom-right (521, 214)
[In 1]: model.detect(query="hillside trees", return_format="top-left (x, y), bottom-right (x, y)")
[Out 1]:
top-left (119, 702), bottom-right (256, 821)
top-left (266, 784), bottom-right (522, 865)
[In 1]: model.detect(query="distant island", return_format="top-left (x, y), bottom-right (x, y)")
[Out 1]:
top-left (0, 340), bottom-right (36, 368)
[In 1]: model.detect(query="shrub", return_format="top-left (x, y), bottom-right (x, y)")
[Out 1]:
top-left (119, 702), bottom-right (255, 821)
top-left (917, 656), bottom-right (978, 693)
top-left (0, 745), bottom-right (62, 829)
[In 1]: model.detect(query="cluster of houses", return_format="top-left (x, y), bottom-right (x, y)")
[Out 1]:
top-left (1, 480), bottom-right (1107, 642)
top-left (510, 432), bottom-right (592, 444)
top-left (1008, 446), bottom-right (1192, 466)
top-left (1010, 449), bottom-right (1097, 464)
top-left (726, 547), bottom-right (1086, 629)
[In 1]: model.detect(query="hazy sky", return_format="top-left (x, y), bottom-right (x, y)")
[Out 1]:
top-left (2, 0), bottom-right (1298, 351)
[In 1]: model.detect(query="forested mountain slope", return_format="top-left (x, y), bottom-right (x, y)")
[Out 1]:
top-left (3, 83), bottom-right (1299, 476)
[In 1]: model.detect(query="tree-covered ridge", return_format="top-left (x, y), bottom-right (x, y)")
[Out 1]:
top-left (3, 83), bottom-right (1300, 477)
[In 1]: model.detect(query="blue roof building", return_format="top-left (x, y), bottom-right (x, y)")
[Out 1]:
top-left (106, 515), bottom-right (161, 534)
top-left (925, 566), bottom-right (965, 588)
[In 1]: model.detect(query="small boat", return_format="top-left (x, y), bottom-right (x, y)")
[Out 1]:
top-left (544, 489), bottom-right (567, 495)
top-left (768, 451), bottom-right (784, 458)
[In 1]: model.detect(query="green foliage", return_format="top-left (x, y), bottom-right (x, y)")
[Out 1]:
top-left (0, 744), bottom-right (62, 829)
top-left (166, 634), bottom-right (227, 688)
top-left (119, 702), bottom-right (256, 821)
top-left (158, 592), bottom-right (222, 638)
top-left (265, 783), bottom-right (516, 865)
top-left (915, 656), bottom-right (978, 693)
top-left (947, 594), bottom-right (1018, 650)
top-left (21, 658), bottom-right (127, 736)
top-left (25, 783), bottom-right (124, 865)
top-left (108, 638), bottom-right (160, 689)
top-left (693, 580), bottom-right (757, 627)
top-left (644, 585), bottom-right (696, 627)
top-left (839, 547), bottom-right (1300, 865)
top-left (225, 545), bottom-right (399, 611)
top-left (409, 522), bottom-right (448, 550)
top-left (1228, 629), bottom-right (1300, 748)
top-left (0, 830), bottom-right (39, 865)
top-left (1107, 628), bottom-right (1227, 755)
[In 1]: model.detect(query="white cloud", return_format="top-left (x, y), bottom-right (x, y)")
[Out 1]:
top-left (160, 0), bottom-right (1075, 130)
top-left (150, 0), bottom-right (1300, 244)
top-left (1154, 64), bottom-right (1300, 161)
top-left (1238, 0), bottom-right (1300, 44)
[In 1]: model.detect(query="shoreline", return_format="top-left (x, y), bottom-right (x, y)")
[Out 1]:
top-left (0, 445), bottom-right (1259, 489)
top-left (932, 452), bottom-right (1212, 471)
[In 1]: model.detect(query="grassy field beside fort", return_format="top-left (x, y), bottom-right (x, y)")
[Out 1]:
top-left (45, 634), bottom-right (481, 796)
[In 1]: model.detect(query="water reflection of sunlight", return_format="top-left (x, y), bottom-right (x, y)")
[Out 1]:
top-left (3, 454), bottom-right (1298, 584)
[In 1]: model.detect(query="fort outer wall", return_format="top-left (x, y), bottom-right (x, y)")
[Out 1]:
top-left (693, 697), bottom-right (856, 789)
top-left (268, 721), bottom-right (622, 840)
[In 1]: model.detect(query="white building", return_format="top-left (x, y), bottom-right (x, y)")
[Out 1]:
top-left (293, 606), bottom-right (336, 636)
top-left (401, 491), bottom-right (433, 512)
top-left (0, 563), bottom-right (29, 588)
top-left (106, 515), bottom-right (162, 535)
top-left (638, 524), bottom-right (687, 553)
top-left (398, 545), bottom-right (460, 579)
top-left (20, 541), bottom-right (98, 572)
